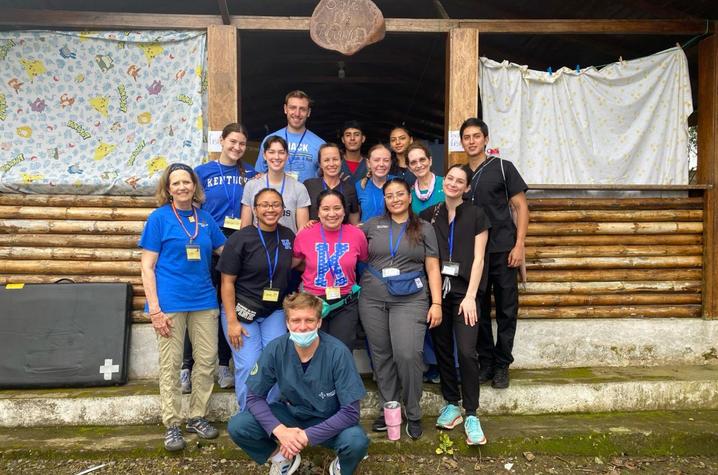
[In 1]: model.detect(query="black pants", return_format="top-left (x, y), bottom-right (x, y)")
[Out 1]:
top-left (183, 254), bottom-right (231, 369)
top-left (431, 291), bottom-right (480, 412)
top-left (477, 251), bottom-right (518, 368)
top-left (321, 297), bottom-right (360, 351)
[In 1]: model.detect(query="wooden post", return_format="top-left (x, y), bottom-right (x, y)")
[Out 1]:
top-left (697, 30), bottom-right (718, 320)
top-left (207, 25), bottom-right (238, 161)
top-left (444, 28), bottom-right (479, 169)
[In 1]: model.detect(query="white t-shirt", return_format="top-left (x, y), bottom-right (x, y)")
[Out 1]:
top-left (241, 175), bottom-right (311, 234)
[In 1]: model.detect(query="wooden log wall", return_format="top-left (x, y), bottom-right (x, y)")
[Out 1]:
top-left (0, 194), bottom-right (703, 322)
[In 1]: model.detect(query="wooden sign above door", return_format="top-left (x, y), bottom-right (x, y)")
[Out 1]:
top-left (310, 0), bottom-right (386, 56)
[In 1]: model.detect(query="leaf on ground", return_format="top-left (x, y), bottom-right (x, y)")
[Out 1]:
top-left (523, 452), bottom-right (535, 462)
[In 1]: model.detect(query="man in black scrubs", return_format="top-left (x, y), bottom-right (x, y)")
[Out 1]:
top-left (460, 118), bottom-right (529, 389)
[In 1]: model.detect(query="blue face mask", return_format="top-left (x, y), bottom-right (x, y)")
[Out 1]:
top-left (289, 329), bottom-right (319, 348)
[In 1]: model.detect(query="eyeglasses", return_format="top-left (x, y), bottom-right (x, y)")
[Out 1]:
top-left (384, 191), bottom-right (408, 200)
top-left (256, 202), bottom-right (283, 210)
top-left (408, 157), bottom-right (429, 167)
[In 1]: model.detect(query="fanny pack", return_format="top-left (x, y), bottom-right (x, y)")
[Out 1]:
top-left (322, 284), bottom-right (361, 318)
top-left (367, 265), bottom-right (424, 297)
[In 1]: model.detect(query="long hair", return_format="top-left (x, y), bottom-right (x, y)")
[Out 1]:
top-left (155, 163), bottom-right (205, 207)
top-left (221, 122), bottom-right (249, 180)
top-left (383, 177), bottom-right (422, 245)
top-left (361, 143), bottom-right (391, 190)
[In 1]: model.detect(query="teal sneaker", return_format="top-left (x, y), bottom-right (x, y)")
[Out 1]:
top-left (436, 404), bottom-right (463, 429)
top-left (464, 415), bottom-right (487, 445)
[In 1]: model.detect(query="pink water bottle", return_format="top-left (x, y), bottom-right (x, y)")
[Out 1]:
top-left (383, 401), bottom-right (402, 441)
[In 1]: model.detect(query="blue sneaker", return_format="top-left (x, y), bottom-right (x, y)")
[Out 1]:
top-left (464, 415), bottom-right (487, 445)
top-left (436, 404), bottom-right (463, 429)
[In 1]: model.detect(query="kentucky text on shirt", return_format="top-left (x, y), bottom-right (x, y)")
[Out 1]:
top-left (204, 175), bottom-right (246, 188)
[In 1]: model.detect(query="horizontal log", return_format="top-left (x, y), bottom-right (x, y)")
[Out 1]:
top-left (0, 247), bottom-right (141, 261)
top-left (525, 234), bottom-right (702, 246)
top-left (519, 293), bottom-right (701, 306)
top-left (528, 198), bottom-right (704, 210)
top-left (0, 219), bottom-right (144, 234)
top-left (517, 305), bottom-right (701, 318)
top-left (0, 234), bottom-right (139, 248)
top-left (521, 281), bottom-right (701, 294)
top-left (0, 206), bottom-right (152, 221)
top-left (0, 274), bottom-right (142, 285)
top-left (525, 245), bottom-right (702, 258)
top-left (530, 210), bottom-right (702, 222)
top-left (2, 260), bottom-right (140, 275)
top-left (529, 222), bottom-right (702, 235)
top-left (525, 256), bottom-right (702, 270)
top-left (530, 184), bottom-right (709, 190)
top-left (0, 194), bottom-right (155, 208)
top-left (527, 269), bottom-right (702, 282)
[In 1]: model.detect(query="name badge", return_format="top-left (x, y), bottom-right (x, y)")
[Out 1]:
top-left (441, 261), bottom-right (460, 277)
top-left (223, 216), bottom-right (242, 230)
top-left (188, 216), bottom-right (195, 223)
top-left (325, 286), bottom-right (341, 300)
top-left (286, 171), bottom-right (299, 181)
top-left (186, 244), bottom-right (201, 261)
top-left (262, 288), bottom-right (280, 302)
top-left (382, 267), bottom-right (400, 278)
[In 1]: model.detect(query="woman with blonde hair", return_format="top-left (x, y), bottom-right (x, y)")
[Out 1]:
top-left (355, 143), bottom-right (393, 223)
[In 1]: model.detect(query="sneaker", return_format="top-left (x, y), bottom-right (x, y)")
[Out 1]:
top-left (436, 404), bottom-right (463, 430)
top-left (269, 454), bottom-right (301, 475)
top-left (464, 415), bottom-right (487, 445)
top-left (164, 425), bottom-right (186, 452)
top-left (329, 456), bottom-right (341, 475)
top-left (405, 419), bottom-right (423, 439)
top-left (217, 365), bottom-right (235, 389)
top-left (423, 365), bottom-right (441, 384)
top-left (186, 417), bottom-right (219, 439)
top-left (180, 368), bottom-right (192, 394)
top-left (491, 366), bottom-right (510, 389)
top-left (371, 414), bottom-right (387, 432)
top-left (478, 364), bottom-right (494, 385)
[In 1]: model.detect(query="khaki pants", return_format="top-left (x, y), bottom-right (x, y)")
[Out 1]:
top-left (157, 309), bottom-right (218, 427)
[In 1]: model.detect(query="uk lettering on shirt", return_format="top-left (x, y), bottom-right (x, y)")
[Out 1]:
top-left (314, 242), bottom-right (349, 288)
top-left (318, 389), bottom-right (337, 400)
top-left (281, 239), bottom-right (292, 250)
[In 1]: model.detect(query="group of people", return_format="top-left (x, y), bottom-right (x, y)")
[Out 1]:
top-left (139, 89), bottom-right (529, 475)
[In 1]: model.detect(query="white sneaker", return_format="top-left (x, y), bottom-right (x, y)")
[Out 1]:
top-left (217, 365), bottom-right (235, 388)
top-left (269, 454), bottom-right (301, 475)
top-left (180, 368), bottom-right (191, 394)
top-left (329, 457), bottom-right (341, 475)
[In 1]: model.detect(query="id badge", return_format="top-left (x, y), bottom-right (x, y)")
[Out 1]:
top-left (262, 287), bottom-right (280, 302)
top-left (186, 244), bottom-right (201, 261)
top-left (441, 261), bottom-right (460, 277)
top-left (325, 286), bottom-right (341, 300)
top-left (382, 267), bottom-right (400, 278)
top-left (286, 171), bottom-right (299, 181)
top-left (223, 216), bottom-right (242, 230)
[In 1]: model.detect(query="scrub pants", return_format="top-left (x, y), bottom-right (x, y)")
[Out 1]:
top-left (477, 251), bottom-right (519, 369)
top-left (320, 297), bottom-right (359, 350)
top-left (359, 295), bottom-right (428, 421)
top-left (157, 309), bottom-right (218, 427)
top-left (431, 291), bottom-right (480, 413)
top-left (228, 403), bottom-right (369, 475)
top-left (221, 308), bottom-right (286, 411)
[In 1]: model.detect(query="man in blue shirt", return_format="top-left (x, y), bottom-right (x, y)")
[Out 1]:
top-left (255, 90), bottom-right (325, 183)
top-left (227, 292), bottom-right (369, 475)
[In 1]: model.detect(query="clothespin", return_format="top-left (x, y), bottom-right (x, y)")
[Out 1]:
top-left (619, 56), bottom-right (624, 65)
top-left (547, 66), bottom-right (553, 76)
top-left (575, 64), bottom-right (580, 73)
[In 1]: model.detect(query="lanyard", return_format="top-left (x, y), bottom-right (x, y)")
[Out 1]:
top-left (389, 220), bottom-right (408, 261)
top-left (470, 156), bottom-right (495, 203)
top-left (256, 226), bottom-right (280, 287)
top-left (322, 179), bottom-right (343, 195)
top-left (266, 173), bottom-right (287, 196)
top-left (448, 219), bottom-right (456, 261)
top-left (171, 202), bottom-right (199, 243)
top-left (284, 128), bottom-right (307, 170)
top-left (319, 224), bottom-right (344, 285)
top-left (216, 161), bottom-right (238, 217)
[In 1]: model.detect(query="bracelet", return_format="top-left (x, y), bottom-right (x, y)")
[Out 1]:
top-left (149, 310), bottom-right (162, 316)
top-left (431, 303), bottom-right (441, 307)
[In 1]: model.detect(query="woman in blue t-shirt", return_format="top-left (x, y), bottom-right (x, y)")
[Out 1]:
top-left (139, 163), bottom-right (226, 452)
top-left (355, 144), bottom-right (393, 223)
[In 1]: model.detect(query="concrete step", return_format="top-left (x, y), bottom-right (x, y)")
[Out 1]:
top-left (128, 318), bottom-right (718, 379)
top-left (2, 365), bottom-right (717, 427)
top-left (1, 410), bottom-right (717, 460)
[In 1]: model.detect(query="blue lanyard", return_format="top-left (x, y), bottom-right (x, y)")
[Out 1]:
top-left (389, 221), bottom-right (408, 260)
top-left (284, 128), bottom-right (307, 170)
top-left (319, 224), bottom-right (344, 285)
top-left (256, 226), bottom-right (280, 287)
top-left (322, 179), bottom-right (343, 195)
top-left (266, 173), bottom-right (286, 196)
top-left (448, 219), bottom-right (455, 261)
top-left (216, 161), bottom-right (238, 218)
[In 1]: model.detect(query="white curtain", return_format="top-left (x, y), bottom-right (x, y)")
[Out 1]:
top-left (479, 47), bottom-right (693, 185)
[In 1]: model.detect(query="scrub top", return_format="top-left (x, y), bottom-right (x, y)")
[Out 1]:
top-left (247, 332), bottom-right (366, 421)
top-left (355, 175), bottom-right (393, 223)
top-left (304, 177), bottom-right (360, 221)
top-left (411, 175), bottom-right (445, 214)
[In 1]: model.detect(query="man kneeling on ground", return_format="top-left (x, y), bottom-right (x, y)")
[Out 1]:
top-left (228, 291), bottom-right (369, 475)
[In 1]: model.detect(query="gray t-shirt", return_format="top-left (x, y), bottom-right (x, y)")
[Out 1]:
top-left (360, 215), bottom-right (439, 302)
top-left (241, 175), bottom-right (311, 234)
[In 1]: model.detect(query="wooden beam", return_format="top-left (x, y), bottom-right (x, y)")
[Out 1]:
top-left (0, 9), bottom-right (711, 34)
top-left (697, 30), bottom-right (718, 319)
top-left (217, 0), bottom-right (231, 26)
top-left (207, 25), bottom-right (238, 160)
top-left (445, 28), bottom-right (478, 168)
